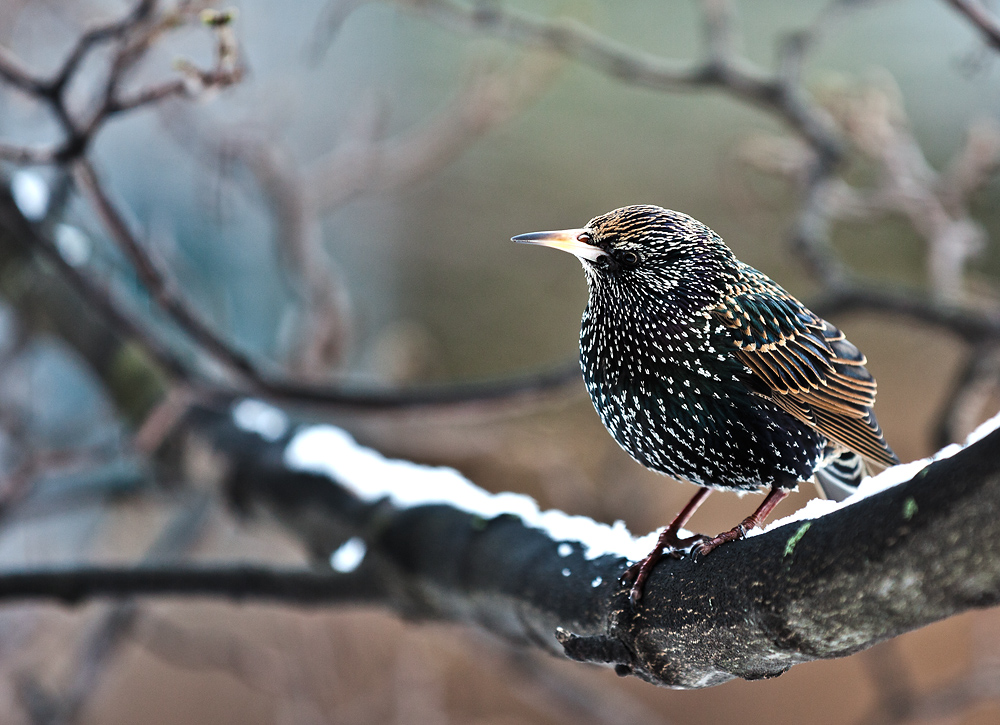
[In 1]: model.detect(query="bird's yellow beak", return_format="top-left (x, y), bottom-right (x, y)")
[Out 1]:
top-left (512, 228), bottom-right (607, 262)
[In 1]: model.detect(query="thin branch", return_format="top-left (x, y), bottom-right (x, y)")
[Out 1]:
top-left (0, 565), bottom-right (380, 605)
top-left (7, 406), bottom-right (992, 690)
top-left (809, 283), bottom-right (1000, 343)
top-left (303, 53), bottom-right (562, 211)
top-left (72, 158), bottom-right (261, 381)
top-left (0, 183), bottom-right (192, 382)
top-left (401, 0), bottom-right (843, 158)
top-left (244, 360), bottom-right (583, 410)
top-left (47, 0), bottom-right (158, 97)
top-left (947, 0), bottom-right (1000, 50)
top-left (0, 44), bottom-right (46, 95)
top-left (0, 143), bottom-right (58, 165)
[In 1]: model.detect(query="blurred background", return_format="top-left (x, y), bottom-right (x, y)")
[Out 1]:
top-left (1, 0), bottom-right (1000, 723)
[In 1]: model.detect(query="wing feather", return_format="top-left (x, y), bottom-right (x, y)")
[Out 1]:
top-left (715, 269), bottom-right (898, 469)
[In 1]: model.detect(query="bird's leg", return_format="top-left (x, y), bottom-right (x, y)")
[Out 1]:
top-left (622, 487), bottom-right (711, 605)
top-left (696, 486), bottom-right (791, 556)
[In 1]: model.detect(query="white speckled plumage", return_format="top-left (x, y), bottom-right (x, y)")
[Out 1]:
top-left (521, 205), bottom-right (898, 496)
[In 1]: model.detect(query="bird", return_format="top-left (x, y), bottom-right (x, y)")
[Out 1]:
top-left (512, 205), bottom-right (898, 604)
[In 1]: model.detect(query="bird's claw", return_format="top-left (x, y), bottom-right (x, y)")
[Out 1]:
top-left (694, 524), bottom-right (750, 557)
top-left (621, 534), bottom-right (709, 606)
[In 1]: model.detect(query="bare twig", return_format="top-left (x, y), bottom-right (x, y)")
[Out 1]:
top-left (132, 385), bottom-right (197, 455)
top-left (0, 0), bottom-right (241, 162)
top-left (304, 52), bottom-right (562, 210)
top-left (0, 184), bottom-right (192, 383)
top-left (0, 143), bottom-right (58, 165)
top-left (947, 0), bottom-right (1000, 50)
top-left (0, 565), bottom-right (379, 604)
top-left (17, 495), bottom-right (213, 725)
top-left (72, 158), bottom-right (262, 382)
top-left (400, 0), bottom-right (842, 159)
top-left (934, 342), bottom-right (1000, 447)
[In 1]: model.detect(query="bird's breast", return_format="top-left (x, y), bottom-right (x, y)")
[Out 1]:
top-left (579, 311), bottom-right (822, 489)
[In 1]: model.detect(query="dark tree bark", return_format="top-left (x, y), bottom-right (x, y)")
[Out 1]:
top-left (0, 409), bottom-right (994, 689)
top-left (215, 414), bottom-right (1000, 689)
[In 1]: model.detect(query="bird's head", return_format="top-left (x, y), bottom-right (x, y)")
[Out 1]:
top-left (513, 205), bottom-right (735, 311)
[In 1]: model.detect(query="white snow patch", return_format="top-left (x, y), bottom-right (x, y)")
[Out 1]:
top-left (285, 425), bottom-right (658, 562)
top-left (330, 536), bottom-right (366, 573)
top-left (751, 408), bottom-right (1000, 536)
top-left (282, 412), bottom-right (1000, 560)
top-left (233, 399), bottom-right (290, 442)
top-left (11, 170), bottom-right (49, 221)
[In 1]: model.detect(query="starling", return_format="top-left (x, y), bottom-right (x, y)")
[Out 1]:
top-left (513, 205), bottom-right (898, 604)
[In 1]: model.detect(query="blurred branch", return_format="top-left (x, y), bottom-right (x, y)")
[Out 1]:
top-left (192, 48), bottom-right (560, 379)
top-left (744, 77), bottom-right (998, 301)
top-left (303, 53), bottom-right (562, 210)
top-left (933, 342), bottom-right (1000, 448)
top-left (17, 494), bottom-right (213, 725)
top-left (0, 184), bottom-right (183, 418)
top-left (2, 411), bottom-right (999, 690)
top-left (809, 283), bottom-right (1000, 343)
top-left (213, 135), bottom-right (355, 378)
top-left (401, 0), bottom-right (842, 157)
top-left (1, 178), bottom-right (582, 421)
top-left (72, 158), bottom-right (262, 383)
top-left (947, 0), bottom-right (1000, 50)
top-left (0, 1), bottom-right (582, 420)
top-left (855, 641), bottom-right (916, 725)
top-left (0, 565), bottom-right (379, 605)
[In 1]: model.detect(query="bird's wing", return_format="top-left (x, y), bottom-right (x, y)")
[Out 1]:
top-left (713, 271), bottom-right (898, 468)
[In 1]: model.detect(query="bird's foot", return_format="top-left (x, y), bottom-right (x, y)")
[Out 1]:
top-left (695, 523), bottom-right (752, 556)
top-left (622, 530), bottom-right (707, 607)
top-left (695, 486), bottom-right (790, 556)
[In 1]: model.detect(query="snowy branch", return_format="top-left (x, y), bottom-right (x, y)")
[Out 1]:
top-left (205, 405), bottom-right (1000, 688)
top-left (0, 403), bottom-right (995, 690)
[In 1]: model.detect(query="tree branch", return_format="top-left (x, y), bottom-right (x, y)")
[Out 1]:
top-left (808, 283), bottom-right (1000, 343)
top-left (947, 0), bottom-right (1000, 50)
top-left (0, 565), bottom-right (379, 605)
top-left (3, 408), bottom-right (998, 690)
top-left (400, 0), bottom-right (842, 158)
top-left (221, 408), bottom-right (1000, 688)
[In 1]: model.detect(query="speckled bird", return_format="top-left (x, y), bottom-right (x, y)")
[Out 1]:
top-left (513, 205), bottom-right (898, 604)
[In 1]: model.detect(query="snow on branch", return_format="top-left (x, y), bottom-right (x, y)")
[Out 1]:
top-left (224, 401), bottom-right (1000, 688)
top-left (0, 407), bottom-right (997, 690)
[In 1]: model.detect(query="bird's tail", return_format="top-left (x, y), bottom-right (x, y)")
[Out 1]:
top-left (813, 449), bottom-right (868, 502)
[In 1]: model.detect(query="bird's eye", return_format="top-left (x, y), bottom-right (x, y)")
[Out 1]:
top-left (620, 251), bottom-right (639, 266)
